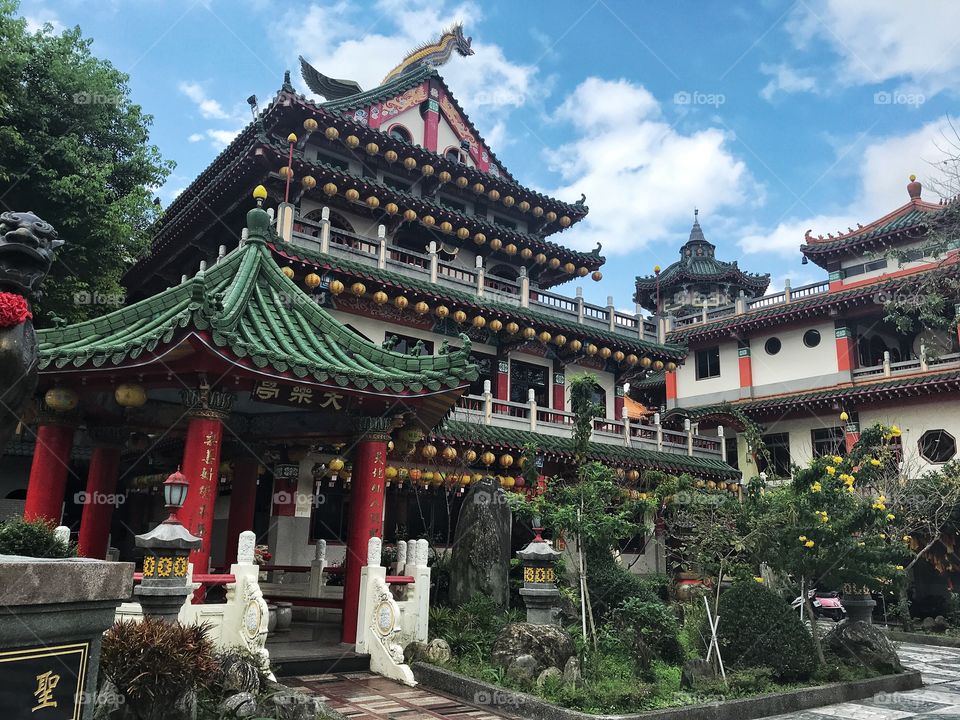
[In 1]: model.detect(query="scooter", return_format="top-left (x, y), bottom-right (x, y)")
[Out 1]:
top-left (791, 589), bottom-right (847, 622)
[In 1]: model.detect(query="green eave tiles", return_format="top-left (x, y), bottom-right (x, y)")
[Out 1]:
top-left (801, 206), bottom-right (934, 255)
top-left (39, 232), bottom-right (478, 393)
top-left (430, 420), bottom-right (738, 479)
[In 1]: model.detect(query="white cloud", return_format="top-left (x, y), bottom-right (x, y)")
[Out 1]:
top-left (23, 8), bottom-right (63, 34)
top-left (759, 63), bottom-right (817, 101)
top-left (187, 133), bottom-right (205, 143)
top-left (178, 81), bottom-right (232, 120)
top-left (785, 1), bottom-right (960, 96)
top-left (546, 77), bottom-right (756, 255)
top-left (739, 119), bottom-right (952, 256)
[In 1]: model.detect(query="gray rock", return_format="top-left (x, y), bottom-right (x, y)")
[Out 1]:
top-left (404, 641), bottom-right (429, 664)
top-left (448, 478), bottom-right (512, 608)
top-left (562, 656), bottom-right (582, 686)
top-left (220, 652), bottom-right (262, 694)
top-left (492, 622), bottom-right (576, 674)
top-left (426, 638), bottom-right (452, 663)
top-left (507, 654), bottom-right (538, 683)
top-left (923, 616), bottom-right (937, 632)
top-left (934, 615), bottom-right (950, 633)
top-left (536, 666), bottom-right (563, 688)
top-left (826, 620), bottom-right (903, 674)
top-left (93, 679), bottom-right (125, 720)
top-left (681, 658), bottom-right (715, 689)
top-left (219, 692), bottom-right (258, 718)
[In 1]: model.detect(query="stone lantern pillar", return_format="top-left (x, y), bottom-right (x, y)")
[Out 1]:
top-left (517, 526), bottom-right (561, 626)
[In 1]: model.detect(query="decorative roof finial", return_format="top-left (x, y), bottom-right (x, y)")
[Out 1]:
top-left (907, 173), bottom-right (922, 200)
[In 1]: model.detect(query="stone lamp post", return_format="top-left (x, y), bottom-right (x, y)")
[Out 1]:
top-left (517, 522), bottom-right (561, 625)
top-left (134, 469), bottom-right (201, 621)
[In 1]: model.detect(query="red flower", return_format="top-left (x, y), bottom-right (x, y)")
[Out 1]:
top-left (0, 292), bottom-right (31, 328)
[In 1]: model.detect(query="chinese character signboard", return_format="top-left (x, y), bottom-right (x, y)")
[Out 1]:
top-left (252, 381), bottom-right (344, 411)
top-left (0, 642), bottom-right (89, 719)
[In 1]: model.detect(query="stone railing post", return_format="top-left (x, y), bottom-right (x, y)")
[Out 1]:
top-left (395, 540), bottom-right (407, 575)
top-left (685, 419), bottom-right (694, 457)
top-left (920, 341), bottom-right (929, 371)
top-left (377, 224), bottom-right (387, 269)
top-left (319, 206), bottom-right (331, 254)
top-left (622, 405), bottom-right (631, 447)
top-left (883, 351), bottom-right (891, 377)
top-left (718, 425), bottom-right (726, 463)
top-left (520, 266), bottom-right (530, 307)
top-left (576, 287), bottom-right (585, 324)
top-left (412, 542), bottom-right (432, 644)
top-left (735, 290), bottom-right (746, 315)
top-left (277, 202), bottom-right (294, 242)
top-left (428, 241), bottom-right (438, 284)
top-left (655, 412), bottom-right (663, 452)
top-left (309, 539), bottom-right (327, 597)
top-left (355, 536), bottom-right (385, 655)
top-left (784, 278), bottom-right (792, 303)
top-left (237, 530), bottom-right (256, 565)
top-left (607, 295), bottom-right (616, 332)
top-left (483, 379), bottom-right (493, 425)
top-left (528, 388), bottom-right (538, 432)
top-left (54, 525), bottom-right (70, 546)
top-left (476, 255), bottom-right (485, 297)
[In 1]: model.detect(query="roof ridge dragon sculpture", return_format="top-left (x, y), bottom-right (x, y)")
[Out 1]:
top-left (300, 23), bottom-right (473, 101)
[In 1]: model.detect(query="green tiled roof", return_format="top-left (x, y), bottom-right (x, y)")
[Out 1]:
top-left (40, 208), bottom-right (477, 394)
top-left (319, 65), bottom-right (435, 112)
top-left (270, 241), bottom-right (687, 361)
top-left (801, 204), bottom-right (938, 257)
top-left (430, 420), bottom-right (739, 480)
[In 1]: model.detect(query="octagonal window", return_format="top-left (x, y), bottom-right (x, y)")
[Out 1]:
top-left (919, 430), bottom-right (957, 464)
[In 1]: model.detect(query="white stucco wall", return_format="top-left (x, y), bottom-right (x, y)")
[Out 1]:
top-left (383, 106), bottom-right (426, 146)
top-left (675, 339), bottom-right (740, 402)
top-left (750, 321), bottom-right (838, 390)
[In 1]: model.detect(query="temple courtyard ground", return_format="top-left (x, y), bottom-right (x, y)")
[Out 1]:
top-left (286, 642), bottom-right (960, 720)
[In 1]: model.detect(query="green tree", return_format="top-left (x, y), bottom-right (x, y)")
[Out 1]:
top-left (0, 1), bottom-right (172, 323)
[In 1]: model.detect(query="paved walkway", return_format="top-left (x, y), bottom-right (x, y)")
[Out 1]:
top-left (287, 641), bottom-right (960, 720)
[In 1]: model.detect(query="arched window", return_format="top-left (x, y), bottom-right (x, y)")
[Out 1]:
top-left (304, 208), bottom-right (354, 233)
top-left (487, 264), bottom-right (519, 282)
top-left (444, 146), bottom-right (467, 164)
top-left (388, 124), bottom-right (412, 143)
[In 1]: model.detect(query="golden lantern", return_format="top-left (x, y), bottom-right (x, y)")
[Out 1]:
top-left (586, 343), bottom-right (598, 356)
top-left (504, 243), bottom-right (517, 255)
top-left (456, 227), bottom-right (470, 240)
top-left (488, 189), bottom-right (501, 202)
top-left (384, 150), bottom-right (398, 163)
top-left (627, 469), bottom-right (640, 482)
top-left (350, 282), bottom-right (366, 296)
top-left (520, 247), bottom-right (533, 260)
top-left (489, 319), bottom-right (503, 332)
top-left (327, 279), bottom-right (344, 294)
top-left (473, 232), bottom-right (487, 245)
top-left (44, 387), bottom-right (78, 412)
top-left (422, 444), bottom-right (438, 459)
top-left (695, 479), bottom-right (705, 489)
top-left (489, 238), bottom-right (503, 251)
top-left (324, 126), bottom-right (339, 140)
top-left (532, 206), bottom-right (544, 217)
top-left (366, 196), bottom-right (380, 208)
top-left (452, 309), bottom-right (467, 324)
top-left (305, 273), bottom-right (322, 289)
top-left (403, 157), bottom-right (417, 170)
top-left (613, 350), bottom-right (625, 363)
top-left (422, 215), bottom-right (435, 226)
top-left (666, 361), bottom-right (677, 372)
top-left (115, 383), bottom-right (146, 408)
top-left (470, 315), bottom-right (486, 329)
top-left (421, 164), bottom-right (435, 176)
top-left (345, 135), bottom-right (360, 148)
top-left (599, 347), bottom-right (612, 359)
top-left (553, 334), bottom-right (567, 347)
top-left (438, 170), bottom-right (451, 183)
top-left (591, 271), bottom-right (603, 282)
top-left (439, 221), bottom-right (453, 234)
top-left (538, 331), bottom-right (552, 344)
top-left (365, 142), bottom-right (379, 155)
top-left (577, 266), bottom-right (589, 277)
top-left (345, 188), bottom-right (360, 201)
top-left (481, 451), bottom-right (495, 466)
top-left (281, 266), bottom-right (295, 279)
top-left (322, 182), bottom-right (337, 196)
top-left (385, 202), bottom-right (399, 215)
top-left (385, 466), bottom-right (398, 479)
top-left (549, 257), bottom-right (561, 269)
top-left (626, 354), bottom-right (638, 366)
top-left (465, 449), bottom-right (477, 463)
top-left (303, 118), bottom-right (318, 132)
top-left (839, 411), bottom-right (849, 422)
top-left (534, 253), bottom-right (546, 265)
top-left (653, 360), bottom-right (664, 371)
top-left (563, 262), bottom-right (576, 274)
top-left (278, 165), bottom-right (292, 178)
top-left (435, 305), bottom-right (450, 318)
top-left (546, 211), bottom-right (558, 223)
top-left (403, 209), bottom-right (417, 222)
top-left (301, 175), bottom-right (317, 190)
top-left (640, 356), bottom-right (652, 368)
top-left (718, 482), bottom-right (728, 492)
top-left (503, 195), bottom-right (515, 207)
top-left (455, 176), bottom-right (469, 188)
top-left (522, 327), bottom-right (536, 340)
top-left (505, 322), bottom-right (519, 334)
top-left (414, 301), bottom-right (430, 315)
top-left (472, 182), bottom-right (485, 194)
top-left (328, 457), bottom-right (345, 472)
top-left (394, 295), bottom-right (409, 309)
top-left (441, 446), bottom-right (457, 462)
top-left (706, 480), bottom-right (716, 490)
top-left (560, 215), bottom-right (572, 227)
top-left (499, 453), bottom-right (514, 468)
top-left (373, 291), bottom-right (388, 305)
top-left (518, 200), bottom-right (530, 212)
top-left (569, 339), bottom-right (583, 352)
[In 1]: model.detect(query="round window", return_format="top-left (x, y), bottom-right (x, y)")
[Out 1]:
top-left (388, 125), bottom-right (412, 143)
top-left (764, 337), bottom-right (782, 355)
top-left (803, 329), bottom-right (821, 348)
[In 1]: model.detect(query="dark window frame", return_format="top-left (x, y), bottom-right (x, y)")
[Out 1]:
top-left (695, 346), bottom-right (721, 380)
top-left (811, 426), bottom-right (844, 458)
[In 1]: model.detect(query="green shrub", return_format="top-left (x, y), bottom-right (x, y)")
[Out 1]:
top-left (586, 552), bottom-right (659, 622)
top-left (0, 517), bottom-right (75, 557)
top-left (100, 619), bottom-right (218, 707)
top-left (678, 600), bottom-right (709, 660)
top-left (717, 582), bottom-right (816, 681)
top-left (429, 594), bottom-right (521, 657)
top-left (608, 596), bottom-right (684, 665)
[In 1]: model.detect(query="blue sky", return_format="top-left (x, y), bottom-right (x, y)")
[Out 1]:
top-left (21, 0), bottom-right (960, 309)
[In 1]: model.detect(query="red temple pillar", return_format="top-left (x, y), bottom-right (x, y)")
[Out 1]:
top-left (178, 389), bottom-right (233, 601)
top-left (24, 419), bottom-right (77, 524)
top-left (342, 417), bottom-right (391, 644)
top-left (423, 86), bottom-right (440, 152)
top-left (738, 342), bottom-right (753, 394)
top-left (835, 326), bottom-right (857, 373)
top-left (224, 456), bottom-right (259, 567)
top-left (77, 429), bottom-right (124, 558)
top-left (844, 414), bottom-right (861, 453)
